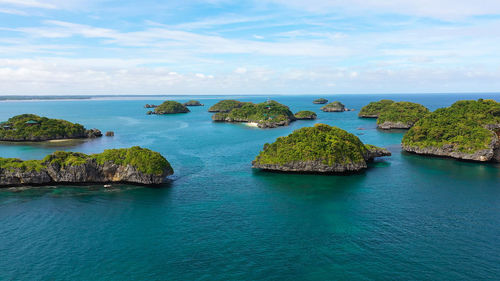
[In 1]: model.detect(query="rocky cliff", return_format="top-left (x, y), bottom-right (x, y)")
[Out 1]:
top-left (0, 147), bottom-right (173, 187)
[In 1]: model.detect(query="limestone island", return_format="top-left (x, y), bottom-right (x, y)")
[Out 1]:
top-left (402, 99), bottom-right (500, 162)
top-left (0, 114), bottom-right (102, 142)
top-left (144, 104), bottom-right (158, 108)
top-left (313, 98), bottom-right (328, 104)
top-left (0, 146), bottom-right (173, 187)
top-left (252, 124), bottom-right (391, 173)
top-left (208, 100), bottom-right (246, 112)
top-left (377, 102), bottom-right (429, 130)
top-left (294, 110), bottom-right (317, 120)
top-left (320, 101), bottom-right (352, 112)
top-left (358, 99), bottom-right (394, 118)
top-left (184, 100), bottom-right (204, 106)
top-left (212, 100), bottom-right (296, 128)
top-left (150, 101), bottom-right (190, 114)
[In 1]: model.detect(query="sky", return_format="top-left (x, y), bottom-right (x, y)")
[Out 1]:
top-left (1, 0), bottom-right (500, 95)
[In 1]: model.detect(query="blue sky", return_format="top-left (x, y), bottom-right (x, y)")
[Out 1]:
top-left (1, 0), bottom-right (500, 95)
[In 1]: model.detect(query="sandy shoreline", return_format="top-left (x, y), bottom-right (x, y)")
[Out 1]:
top-left (245, 122), bottom-right (259, 127)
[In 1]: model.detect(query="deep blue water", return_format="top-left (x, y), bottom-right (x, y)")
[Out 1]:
top-left (1, 94), bottom-right (499, 280)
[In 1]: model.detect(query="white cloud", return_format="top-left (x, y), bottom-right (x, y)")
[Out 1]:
top-left (0, 0), bottom-right (57, 9)
top-left (234, 67), bottom-right (247, 74)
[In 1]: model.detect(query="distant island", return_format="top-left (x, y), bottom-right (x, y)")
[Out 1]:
top-left (184, 100), bottom-right (204, 106)
top-left (313, 98), bottom-right (328, 104)
top-left (149, 101), bottom-right (190, 114)
top-left (211, 100), bottom-right (297, 128)
top-left (294, 110), bottom-right (317, 120)
top-left (402, 99), bottom-right (500, 162)
top-left (252, 123), bottom-right (391, 173)
top-left (321, 101), bottom-right (353, 112)
top-left (0, 146), bottom-right (173, 187)
top-left (208, 100), bottom-right (246, 112)
top-left (0, 114), bottom-right (102, 142)
top-left (358, 99), bottom-right (394, 118)
top-left (377, 102), bottom-right (429, 129)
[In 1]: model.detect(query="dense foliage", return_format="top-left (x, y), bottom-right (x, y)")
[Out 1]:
top-left (254, 124), bottom-right (371, 166)
top-left (215, 100), bottom-right (295, 124)
top-left (321, 101), bottom-right (345, 111)
top-left (0, 114), bottom-right (86, 141)
top-left (208, 100), bottom-right (246, 112)
top-left (294, 110), bottom-right (317, 119)
top-left (313, 98), bottom-right (328, 104)
top-left (154, 101), bottom-right (190, 114)
top-left (0, 146), bottom-right (172, 175)
top-left (358, 99), bottom-right (394, 117)
top-left (402, 99), bottom-right (500, 152)
top-left (377, 102), bottom-right (429, 125)
top-left (184, 100), bottom-right (203, 106)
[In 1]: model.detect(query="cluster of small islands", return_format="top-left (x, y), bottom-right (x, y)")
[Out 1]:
top-left (0, 98), bottom-right (499, 188)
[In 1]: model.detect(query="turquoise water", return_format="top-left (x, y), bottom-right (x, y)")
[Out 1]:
top-left (1, 94), bottom-right (499, 280)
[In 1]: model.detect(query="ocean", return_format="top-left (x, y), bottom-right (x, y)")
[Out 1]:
top-left (1, 94), bottom-right (499, 280)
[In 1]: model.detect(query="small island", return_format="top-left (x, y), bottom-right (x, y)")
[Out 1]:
top-left (144, 104), bottom-right (158, 108)
top-left (208, 100), bottom-right (246, 112)
top-left (212, 100), bottom-right (296, 128)
top-left (313, 98), bottom-right (328, 104)
top-left (402, 99), bottom-right (500, 162)
top-left (377, 102), bottom-right (429, 129)
top-left (252, 124), bottom-right (391, 173)
top-left (184, 100), bottom-right (204, 106)
top-left (0, 146), bottom-right (173, 187)
top-left (358, 99), bottom-right (394, 118)
top-left (0, 114), bottom-right (102, 142)
top-left (321, 101), bottom-right (351, 112)
top-left (151, 101), bottom-right (190, 114)
top-left (294, 110), bottom-right (317, 120)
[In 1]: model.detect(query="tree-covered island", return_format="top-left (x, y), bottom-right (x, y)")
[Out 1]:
top-left (377, 102), bottom-right (429, 129)
top-left (152, 101), bottom-right (190, 114)
top-left (252, 123), bottom-right (391, 173)
top-left (313, 98), bottom-right (328, 104)
top-left (294, 110), bottom-right (317, 120)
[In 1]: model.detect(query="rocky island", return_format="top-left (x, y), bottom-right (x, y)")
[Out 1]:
top-left (294, 110), bottom-right (317, 120)
top-left (252, 123), bottom-right (391, 173)
top-left (144, 104), bottom-right (158, 108)
top-left (402, 99), bottom-right (500, 162)
top-left (151, 101), bottom-right (190, 114)
top-left (212, 100), bottom-right (296, 128)
top-left (0, 114), bottom-right (102, 142)
top-left (377, 102), bottom-right (429, 129)
top-left (321, 101), bottom-right (352, 112)
top-left (184, 100), bottom-right (204, 106)
top-left (313, 98), bottom-right (328, 104)
top-left (358, 99), bottom-right (394, 118)
top-left (0, 146), bottom-right (173, 187)
top-left (208, 100), bottom-right (246, 112)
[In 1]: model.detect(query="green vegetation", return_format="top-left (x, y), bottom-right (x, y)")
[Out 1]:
top-left (358, 99), bottom-right (394, 117)
top-left (294, 110), bottom-right (317, 119)
top-left (208, 100), bottom-right (246, 112)
top-left (313, 98), bottom-right (328, 104)
top-left (402, 99), bottom-right (500, 152)
top-left (0, 114), bottom-right (87, 141)
top-left (254, 124), bottom-right (370, 166)
top-left (321, 101), bottom-right (345, 112)
top-left (377, 102), bottom-right (429, 126)
top-left (0, 146), bottom-right (172, 176)
top-left (154, 101), bottom-right (190, 114)
top-left (184, 100), bottom-right (203, 106)
top-left (214, 100), bottom-right (295, 125)
top-left (93, 146), bottom-right (172, 175)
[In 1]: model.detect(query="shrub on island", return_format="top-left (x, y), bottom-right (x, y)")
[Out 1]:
top-left (0, 146), bottom-right (173, 186)
top-left (402, 99), bottom-right (500, 162)
top-left (252, 123), bottom-right (391, 173)
top-left (212, 100), bottom-right (296, 128)
top-left (153, 101), bottom-right (190, 114)
top-left (184, 100), bottom-right (204, 106)
top-left (358, 99), bottom-right (394, 118)
top-left (377, 102), bottom-right (429, 129)
top-left (0, 114), bottom-right (101, 141)
top-left (294, 110), bottom-right (317, 120)
top-left (321, 101), bottom-right (349, 112)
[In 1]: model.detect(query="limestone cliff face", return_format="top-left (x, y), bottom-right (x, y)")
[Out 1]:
top-left (378, 121), bottom-right (413, 130)
top-left (0, 159), bottom-right (171, 187)
top-left (211, 114), bottom-right (294, 128)
top-left (402, 132), bottom-right (500, 162)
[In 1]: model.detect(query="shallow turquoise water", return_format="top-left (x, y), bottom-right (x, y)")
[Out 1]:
top-left (1, 94), bottom-right (499, 280)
